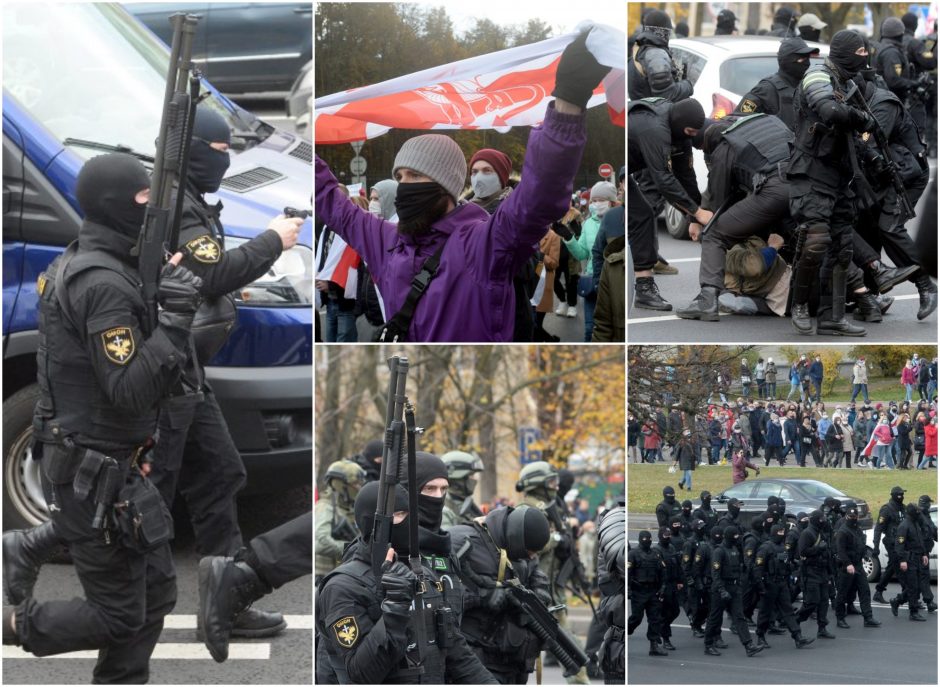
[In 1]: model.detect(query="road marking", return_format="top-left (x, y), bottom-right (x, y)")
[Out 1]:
top-left (658, 257), bottom-right (701, 263)
top-left (4, 644), bottom-right (271, 660)
top-left (667, 621), bottom-right (934, 647)
top-left (629, 294), bottom-right (921, 325)
top-left (163, 614), bottom-right (312, 629)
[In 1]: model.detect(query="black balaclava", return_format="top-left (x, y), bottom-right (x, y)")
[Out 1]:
top-left (711, 528), bottom-right (723, 546)
top-left (771, 523), bottom-right (787, 544)
top-left (919, 495), bottom-right (933, 514)
top-left (693, 519), bottom-right (707, 541)
top-left (728, 499), bottom-right (741, 518)
top-left (809, 509), bottom-right (825, 530)
top-left (354, 481), bottom-right (410, 554)
top-left (845, 502), bottom-right (859, 527)
top-left (798, 25), bottom-right (821, 43)
top-left (188, 106), bottom-right (232, 193)
top-left (902, 12), bottom-right (918, 34)
top-left (763, 512), bottom-right (776, 534)
top-left (823, 497), bottom-right (838, 516)
top-left (797, 511), bottom-right (810, 531)
top-left (767, 496), bottom-right (780, 510)
top-left (558, 469), bottom-right (575, 500)
top-left (413, 451), bottom-right (448, 531)
top-left (892, 487), bottom-right (906, 507)
top-left (639, 530), bottom-right (653, 551)
top-left (658, 526), bottom-right (673, 547)
top-left (906, 502), bottom-right (921, 522)
top-left (641, 9), bottom-right (673, 45)
top-left (828, 29), bottom-right (867, 78)
top-left (700, 490), bottom-right (712, 509)
top-left (777, 498), bottom-right (787, 515)
top-left (75, 153), bottom-right (151, 241)
top-left (669, 515), bottom-right (683, 538)
top-left (669, 99), bottom-right (706, 141)
top-left (682, 500), bottom-right (693, 518)
top-left (724, 525), bottom-right (740, 546)
top-left (663, 485), bottom-right (676, 505)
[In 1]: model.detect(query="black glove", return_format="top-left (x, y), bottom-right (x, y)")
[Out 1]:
top-left (551, 30), bottom-right (611, 109)
top-left (381, 559), bottom-right (417, 603)
top-left (158, 262), bottom-right (203, 313)
top-left (849, 107), bottom-right (877, 133)
top-left (485, 587), bottom-right (510, 612)
top-left (720, 588), bottom-right (732, 602)
top-left (551, 220), bottom-right (574, 241)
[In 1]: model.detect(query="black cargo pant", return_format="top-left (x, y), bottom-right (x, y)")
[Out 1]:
top-left (899, 556), bottom-right (926, 611)
top-left (705, 580), bottom-right (751, 647)
top-left (250, 513), bottom-right (312, 588)
top-left (876, 548), bottom-right (901, 592)
top-left (17, 449), bottom-right (177, 684)
top-left (796, 572), bottom-right (830, 630)
top-left (660, 583), bottom-right (681, 641)
top-left (698, 175), bottom-right (791, 290)
top-left (627, 584), bottom-right (663, 642)
top-left (689, 582), bottom-right (709, 629)
top-left (835, 564), bottom-right (873, 619)
top-left (627, 176), bottom-right (658, 272)
top-left (150, 391), bottom-right (247, 556)
top-left (757, 577), bottom-right (801, 637)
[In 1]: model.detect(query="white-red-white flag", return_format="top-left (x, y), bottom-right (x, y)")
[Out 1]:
top-left (314, 21), bottom-right (624, 144)
top-left (315, 232), bottom-right (360, 299)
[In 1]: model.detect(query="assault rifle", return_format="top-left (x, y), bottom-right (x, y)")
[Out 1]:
top-left (136, 13), bottom-right (200, 331)
top-left (545, 500), bottom-right (598, 619)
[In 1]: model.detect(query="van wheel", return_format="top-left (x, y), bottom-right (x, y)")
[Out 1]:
top-left (3, 384), bottom-right (49, 530)
top-left (664, 203), bottom-right (691, 240)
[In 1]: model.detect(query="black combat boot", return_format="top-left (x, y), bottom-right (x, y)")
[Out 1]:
top-left (910, 609), bottom-right (927, 621)
top-left (767, 622), bottom-right (786, 635)
top-left (890, 596), bottom-right (900, 616)
top-left (691, 625), bottom-right (705, 638)
top-left (676, 286), bottom-right (720, 321)
top-left (744, 641), bottom-right (764, 657)
top-left (197, 555), bottom-right (275, 662)
top-left (836, 617), bottom-right (850, 629)
top-left (704, 644), bottom-right (721, 656)
top-left (756, 634), bottom-right (771, 649)
top-left (3, 521), bottom-right (59, 605)
top-left (634, 277), bottom-right (672, 311)
top-left (714, 638), bottom-right (729, 649)
top-left (863, 616), bottom-right (882, 627)
top-left (817, 628), bottom-right (836, 638)
top-left (852, 292), bottom-right (883, 322)
top-left (873, 590), bottom-right (887, 604)
top-left (791, 302), bottom-right (814, 335)
top-left (914, 274), bottom-right (938, 320)
top-left (650, 640), bottom-right (668, 656)
top-left (793, 633), bottom-right (814, 648)
top-left (876, 294), bottom-right (894, 314)
top-left (864, 260), bottom-right (919, 294)
top-left (845, 603), bottom-right (862, 615)
top-left (661, 637), bottom-right (676, 650)
top-left (818, 266), bottom-right (867, 336)
top-left (927, 602), bottom-right (937, 613)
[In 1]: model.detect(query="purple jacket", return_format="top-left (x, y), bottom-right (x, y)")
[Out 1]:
top-left (314, 104), bottom-right (586, 341)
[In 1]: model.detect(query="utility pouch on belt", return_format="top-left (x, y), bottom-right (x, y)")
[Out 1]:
top-left (40, 441), bottom-right (85, 484)
top-left (72, 448), bottom-right (110, 500)
top-left (434, 607), bottom-right (456, 650)
top-left (115, 472), bottom-right (173, 553)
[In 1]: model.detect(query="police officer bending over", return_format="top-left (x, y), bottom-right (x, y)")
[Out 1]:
top-left (316, 479), bottom-right (497, 683)
top-left (1, 154), bottom-right (200, 683)
top-left (450, 505), bottom-right (552, 683)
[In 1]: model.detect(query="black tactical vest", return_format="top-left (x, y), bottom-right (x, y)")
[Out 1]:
top-left (766, 73), bottom-right (798, 131)
top-left (33, 244), bottom-right (159, 450)
top-left (870, 87), bottom-right (927, 158)
top-left (722, 114), bottom-right (793, 179)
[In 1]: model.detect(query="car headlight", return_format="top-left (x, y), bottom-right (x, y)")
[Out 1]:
top-left (224, 236), bottom-right (312, 305)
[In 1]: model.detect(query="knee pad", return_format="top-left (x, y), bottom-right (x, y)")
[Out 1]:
top-left (804, 224), bottom-right (831, 255)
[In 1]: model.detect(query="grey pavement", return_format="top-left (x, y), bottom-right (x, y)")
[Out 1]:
top-left (627, 581), bottom-right (938, 684)
top-left (628, 229), bottom-right (936, 343)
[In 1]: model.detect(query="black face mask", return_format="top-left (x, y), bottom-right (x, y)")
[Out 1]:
top-left (389, 518), bottom-right (411, 555)
top-left (728, 503), bottom-right (740, 517)
top-left (418, 494), bottom-right (445, 531)
top-left (848, 515), bottom-right (859, 527)
top-left (639, 536), bottom-right (652, 551)
top-left (75, 153), bottom-right (151, 241)
top-left (702, 497), bottom-right (712, 508)
top-left (829, 31), bottom-right (867, 77)
top-left (189, 140), bottom-right (231, 193)
top-left (771, 530), bottom-right (786, 544)
top-left (724, 532), bottom-right (738, 546)
top-left (395, 181), bottom-right (448, 224)
top-left (664, 494), bottom-right (676, 504)
top-left (893, 493), bottom-right (905, 506)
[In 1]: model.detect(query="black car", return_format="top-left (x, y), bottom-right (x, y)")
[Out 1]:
top-left (705, 479), bottom-right (873, 530)
top-left (127, 2), bottom-right (313, 96)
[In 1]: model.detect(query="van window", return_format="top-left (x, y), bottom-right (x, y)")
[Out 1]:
top-left (670, 47), bottom-right (707, 87)
top-left (2, 3), bottom-right (239, 159)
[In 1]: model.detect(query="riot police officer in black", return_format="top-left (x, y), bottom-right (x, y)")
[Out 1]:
top-left (737, 38), bottom-right (820, 131)
top-left (796, 510), bottom-right (836, 638)
top-left (715, 497), bottom-right (743, 533)
top-left (890, 503), bottom-right (930, 621)
top-left (596, 505), bottom-right (625, 684)
top-left (873, 486), bottom-right (907, 602)
top-left (693, 491), bottom-right (719, 536)
top-left (754, 522), bottom-right (815, 649)
top-left (682, 519), bottom-right (710, 637)
top-left (653, 527), bottom-right (682, 650)
top-left (656, 485), bottom-right (683, 528)
top-left (833, 501), bottom-right (882, 628)
top-left (1, 154), bottom-right (201, 683)
top-left (629, 10), bottom-right (694, 102)
top-left (704, 526), bottom-right (764, 656)
top-left (627, 530), bottom-right (668, 656)
top-left (875, 18), bottom-right (917, 102)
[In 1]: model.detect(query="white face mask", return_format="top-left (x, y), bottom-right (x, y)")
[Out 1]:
top-left (368, 200), bottom-right (383, 217)
top-left (470, 171), bottom-right (502, 199)
top-left (590, 201), bottom-right (611, 217)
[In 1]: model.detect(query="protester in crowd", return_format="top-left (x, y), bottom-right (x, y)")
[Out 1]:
top-left (919, 414), bottom-right (938, 469)
top-left (629, 412), bottom-right (641, 463)
top-left (534, 223), bottom-right (562, 342)
top-left (732, 447), bottom-right (760, 484)
top-left (553, 205), bottom-right (582, 319)
top-left (316, 189), bottom-right (363, 342)
top-left (902, 360), bottom-right (917, 403)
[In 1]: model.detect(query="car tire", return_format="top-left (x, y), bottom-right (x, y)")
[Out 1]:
top-left (3, 383), bottom-right (50, 530)
top-left (863, 550), bottom-right (881, 583)
top-left (664, 203), bottom-right (690, 240)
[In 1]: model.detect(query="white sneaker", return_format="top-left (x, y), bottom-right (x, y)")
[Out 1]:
top-left (698, 462), bottom-right (707, 467)
top-left (554, 304), bottom-right (567, 316)
top-left (566, 305), bottom-right (578, 318)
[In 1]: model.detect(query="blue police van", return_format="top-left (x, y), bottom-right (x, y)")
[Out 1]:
top-left (2, 3), bottom-right (313, 529)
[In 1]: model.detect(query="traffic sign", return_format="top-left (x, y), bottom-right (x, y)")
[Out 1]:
top-left (350, 140), bottom-right (365, 154)
top-left (518, 426), bottom-right (542, 465)
top-left (350, 155), bottom-right (367, 176)
top-left (598, 163), bottom-right (614, 178)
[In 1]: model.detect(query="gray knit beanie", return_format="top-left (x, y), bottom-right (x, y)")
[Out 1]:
top-left (590, 181), bottom-right (618, 202)
top-left (392, 134), bottom-right (467, 202)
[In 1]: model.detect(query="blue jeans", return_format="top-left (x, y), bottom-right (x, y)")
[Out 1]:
top-left (850, 383), bottom-right (869, 402)
top-left (928, 380), bottom-right (937, 400)
top-left (711, 444), bottom-right (721, 464)
top-left (679, 469), bottom-right (693, 490)
top-left (905, 383), bottom-right (914, 402)
top-left (582, 292), bottom-right (597, 342)
top-left (918, 454), bottom-right (935, 469)
top-left (875, 444), bottom-right (894, 468)
top-left (325, 300), bottom-right (358, 342)
top-left (787, 382), bottom-right (799, 400)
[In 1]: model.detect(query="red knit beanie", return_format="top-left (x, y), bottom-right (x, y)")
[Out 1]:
top-left (469, 148), bottom-right (512, 188)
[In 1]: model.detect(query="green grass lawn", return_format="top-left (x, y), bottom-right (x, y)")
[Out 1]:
top-left (627, 463), bottom-right (937, 514)
top-left (820, 376), bottom-right (924, 403)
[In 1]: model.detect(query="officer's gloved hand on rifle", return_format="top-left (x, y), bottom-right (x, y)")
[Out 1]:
top-left (484, 587), bottom-right (511, 612)
top-left (551, 30), bottom-right (611, 110)
top-left (861, 148), bottom-right (893, 187)
top-left (157, 255), bottom-right (203, 343)
top-left (848, 107), bottom-right (877, 133)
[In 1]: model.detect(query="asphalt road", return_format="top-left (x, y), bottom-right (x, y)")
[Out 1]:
top-left (627, 228), bottom-right (936, 342)
top-left (627, 581), bottom-right (938, 684)
top-left (2, 535), bottom-right (312, 684)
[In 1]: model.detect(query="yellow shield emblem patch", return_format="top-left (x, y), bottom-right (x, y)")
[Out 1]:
top-left (740, 99), bottom-right (757, 113)
top-left (332, 616), bottom-right (359, 648)
top-left (879, 516), bottom-right (885, 524)
top-left (756, 557), bottom-right (764, 565)
top-left (683, 554), bottom-right (690, 561)
top-left (894, 64), bottom-right (903, 76)
top-left (898, 536), bottom-right (905, 543)
top-left (186, 235), bottom-right (221, 264)
top-left (37, 274), bottom-right (48, 296)
top-left (713, 561), bottom-right (721, 569)
top-left (101, 327), bottom-right (135, 365)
